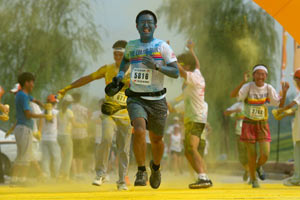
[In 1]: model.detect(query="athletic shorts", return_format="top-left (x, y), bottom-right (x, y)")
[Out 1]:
top-left (14, 125), bottom-right (33, 165)
top-left (240, 118), bottom-right (271, 144)
top-left (127, 97), bottom-right (168, 136)
top-left (73, 138), bottom-right (87, 159)
top-left (184, 122), bottom-right (205, 152)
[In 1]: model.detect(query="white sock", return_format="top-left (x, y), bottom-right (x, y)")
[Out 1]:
top-left (198, 173), bottom-right (208, 180)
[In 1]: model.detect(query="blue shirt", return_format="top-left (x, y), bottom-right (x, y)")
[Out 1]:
top-left (15, 90), bottom-right (34, 129)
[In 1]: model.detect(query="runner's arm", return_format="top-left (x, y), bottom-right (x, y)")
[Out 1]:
top-left (224, 109), bottom-right (241, 116)
top-left (157, 62), bottom-right (179, 78)
top-left (187, 41), bottom-right (200, 69)
top-left (24, 110), bottom-right (46, 119)
top-left (279, 82), bottom-right (290, 108)
top-left (230, 72), bottom-right (249, 98)
top-left (177, 62), bottom-right (187, 79)
top-left (58, 65), bottom-right (106, 95)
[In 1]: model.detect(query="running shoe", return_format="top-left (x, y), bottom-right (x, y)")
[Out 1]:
top-left (117, 182), bottom-right (129, 191)
top-left (92, 176), bottom-right (106, 186)
top-left (149, 160), bottom-right (161, 189)
top-left (189, 178), bottom-right (213, 189)
top-left (251, 179), bottom-right (260, 188)
top-left (256, 166), bottom-right (266, 180)
top-left (134, 170), bottom-right (148, 186)
top-left (243, 170), bottom-right (249, 182)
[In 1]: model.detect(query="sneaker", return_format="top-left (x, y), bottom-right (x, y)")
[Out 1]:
top-left (117, 182), bottom-right (129, 191)
top-left (251, 179), bottom-right (260, 188)
top-left (243, 171), bottom-right (249, 182)
top-left (256, 166), bottom-right (266, 180)
top-left (92, 176), bottom-right (106, 186)
top-left (134, 170), bottom-right (148, 186)
top-left (149, 160), bottom-right (161, 189)
top-left (189, 178), bottom-right (213, 189)
top-left (283, 178), bottom-right (300, 186)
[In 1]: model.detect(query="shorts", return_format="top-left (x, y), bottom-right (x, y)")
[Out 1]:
top-left (127, 97), bottom-right (168, 136)
top-left (14, 125), bottom-right (33, 165)
top-left (184, 122), bottom-right (205, 153)
top-left (73, 138), bottom-right (87, 159)
top-left (240, 118), bottom-right (271, 144)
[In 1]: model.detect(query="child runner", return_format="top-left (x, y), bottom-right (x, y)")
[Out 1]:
top-left (276, 69), bottom-right (300, 186)
top-left (111, 10), bottom-right (179, 189)
top-left (231, 65), bottom-right (289, 188)
top-left (224, 102), bottom-right (249, 181)
top-left (40, 94), bottom-right (61, 179)
top-left (177, 41), bottom-right (212, 189)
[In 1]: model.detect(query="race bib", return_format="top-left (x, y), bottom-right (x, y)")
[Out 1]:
top-left (249, 106), bottom-right (265, 120)
top-left (132, 68), bottom-right (152, 85)
top-left (113, 92), bottom-right (127, 105)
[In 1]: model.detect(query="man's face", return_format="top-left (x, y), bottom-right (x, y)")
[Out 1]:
top-left (253, 69), bottom-right (267, 87)
top-left (24, 80), bottom-right (34, 93)
top-left (136, 14), bottom-right (156, 41)
top-left (113, 51), bottom-right (124, 66)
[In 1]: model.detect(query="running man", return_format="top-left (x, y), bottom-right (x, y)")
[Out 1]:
top-left (231, 65), bottom-right (289, 188)
top-left (177, 41), bottom-right (213, 189)
top-left (58, 40), bottom-right (132, 190)
top-left (110, 10), bottom-right (179, 189)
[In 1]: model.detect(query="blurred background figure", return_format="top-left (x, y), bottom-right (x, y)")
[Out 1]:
top-left (71, 93), bottom-right (89, 179)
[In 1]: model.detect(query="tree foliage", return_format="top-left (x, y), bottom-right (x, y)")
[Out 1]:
top-left (0, 0), bottom-right (102, 99)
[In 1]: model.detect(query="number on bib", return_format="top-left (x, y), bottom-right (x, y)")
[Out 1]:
top-left (132, 68), bottom-right (152, 85)
top-left (113, 92), bottom-right (127, 105)
top-left (249, 106), bottom-right (265, 120)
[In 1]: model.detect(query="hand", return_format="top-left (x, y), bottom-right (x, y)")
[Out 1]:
top-left (187, 40), bottom-right (194, 51)
top-left (33, 131), bottom-right (41, 141)
top-left (281, 81), bottom-right (290, 92)
top-left (57, 89), bottom-right (66, 99)
top-left (142, 55), bottom-right (156, 70)
top-left (112, 76), bottom-right (122, 86)
top-left (0, 104), bottom-right (9, 114)
top-left (243, 72), bottom-right (249, 82)
top-left (45, 114), bottom-right (53, 121)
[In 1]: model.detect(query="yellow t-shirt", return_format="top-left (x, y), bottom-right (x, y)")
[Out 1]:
top-left (91, 63), bottom-right (130, 119)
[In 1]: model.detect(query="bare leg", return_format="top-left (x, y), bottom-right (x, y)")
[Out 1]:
top-left (132, 118), bottom-right (147, 166)
top-left (184, 135), bottom-right (205, 174)
top-left (257, 142), bottom-right (270, 167)
top-left (245, 143), bottom-right (257, 181)
top-left (149, 131), bottom-right (164, 165)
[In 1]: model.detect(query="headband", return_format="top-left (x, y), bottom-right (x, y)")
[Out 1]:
top-left (113, 47), bottom-right (125, 53)
top-left (253, 65), bottom-right (268, 74)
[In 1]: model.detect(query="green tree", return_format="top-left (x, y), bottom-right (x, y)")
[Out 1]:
top-left (0, 0), bottom-right (102, 128)
top-left (159, 0), bottom-right (279, 159)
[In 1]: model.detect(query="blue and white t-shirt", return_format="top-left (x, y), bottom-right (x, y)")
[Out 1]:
top-left (124, 38), bottom-right (177, 100)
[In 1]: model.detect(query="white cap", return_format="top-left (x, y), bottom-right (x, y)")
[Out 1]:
top-left (10, 83), bottom-right (21, 93)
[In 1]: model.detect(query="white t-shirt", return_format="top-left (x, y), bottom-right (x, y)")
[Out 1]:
top-left (30, 102), bottom-right (42, 133)
top-left (226, 102), bottom-right (244, 136)
top-left (124, 38), bottom-right (177, 100)
top-left (91, 110), bottom-right (102, 144)
top-left (170, 133), bottom-right (182, 152)
top-left (42, 109), bottom-right (59, 141)
top-left (238, 82), bottom-right (280, 120)
top-left (292, 93), bottom-right (300, 142)
top-left (183, 69), bottom-right (207, 123)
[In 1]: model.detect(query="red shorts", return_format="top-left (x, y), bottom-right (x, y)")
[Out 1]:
top-left (240, 118), bottom-right (271, 143)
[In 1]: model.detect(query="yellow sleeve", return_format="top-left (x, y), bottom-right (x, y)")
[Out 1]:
top-left (90, 65), bottom-right (107, 80)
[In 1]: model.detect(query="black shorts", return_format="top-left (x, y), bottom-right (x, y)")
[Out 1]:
top-left (184, 122), bottom-right (206, 153)
top-left (127, 97), bottom-right (168, 136)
